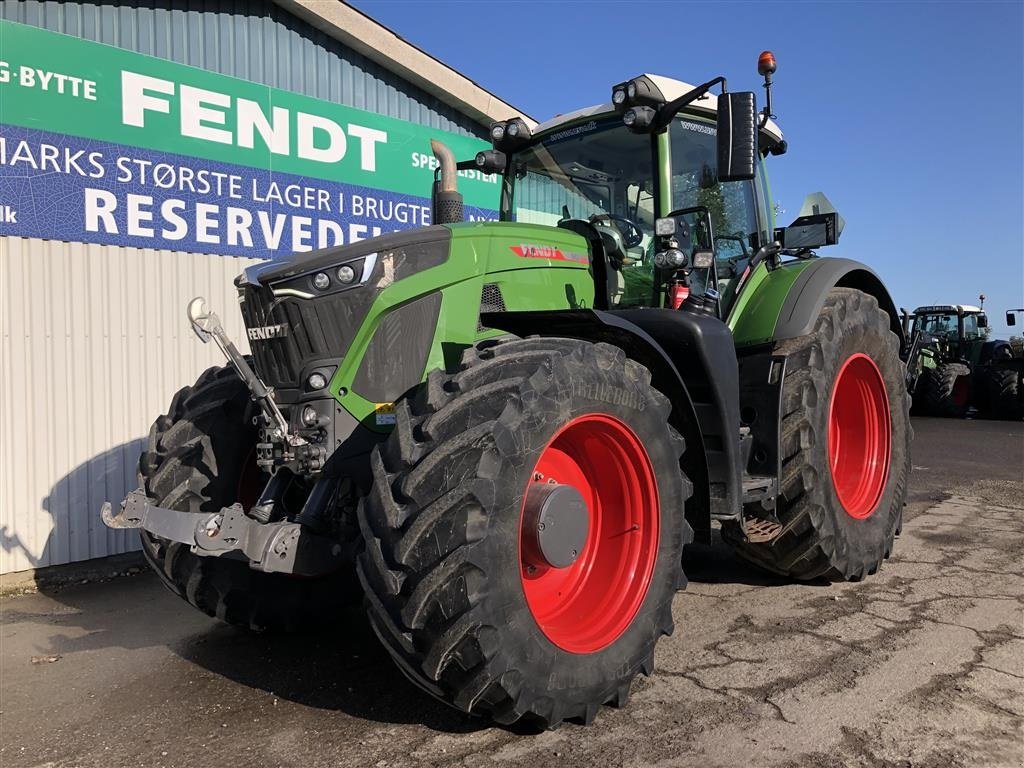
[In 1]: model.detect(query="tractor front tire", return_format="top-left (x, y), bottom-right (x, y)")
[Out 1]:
top-left (357, 338), bottom-right (693, 728)
top-left (138, 364), bottom-right (351, 631)
top-left (924, 362), bottom-right (972, 418)
top-left (724, 288), bottom-right (911, 581)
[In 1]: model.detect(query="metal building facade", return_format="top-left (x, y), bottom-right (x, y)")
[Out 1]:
top-left (0, 1), bottom-right (493, 574)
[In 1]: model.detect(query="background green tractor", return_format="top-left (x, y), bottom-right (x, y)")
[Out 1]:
top-left (904, 300), bottom-right (1022, 419)
top-left (103, 53), bottom-right (912, 728)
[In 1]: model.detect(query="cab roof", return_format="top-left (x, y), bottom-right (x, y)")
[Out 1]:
top-left (913, 305), bottom-right (985, 315)
top-left (533, 73), bottom-right (784, 145)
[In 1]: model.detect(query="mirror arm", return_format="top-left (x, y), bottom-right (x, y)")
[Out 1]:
top-left (654, 76), bottom-right (728, 130)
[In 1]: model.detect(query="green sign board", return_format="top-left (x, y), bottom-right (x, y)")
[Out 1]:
top-left (0, 20), bottom-right (499, 256)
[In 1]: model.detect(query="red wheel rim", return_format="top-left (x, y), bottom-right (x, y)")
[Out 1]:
top-left (519, 414), bottom-right (660, 654)
top-left (828, 353), bottom-right (892, 519)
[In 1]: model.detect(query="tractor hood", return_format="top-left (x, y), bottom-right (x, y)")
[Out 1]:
top-left (236, 225), bottom-right (452, 292)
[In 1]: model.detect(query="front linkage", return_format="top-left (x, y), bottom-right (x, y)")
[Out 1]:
top-left (101, 297), bottom-right (341, 577)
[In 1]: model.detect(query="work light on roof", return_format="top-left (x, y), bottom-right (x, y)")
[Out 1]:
top-left (610, 76), bottom-right (666, 115)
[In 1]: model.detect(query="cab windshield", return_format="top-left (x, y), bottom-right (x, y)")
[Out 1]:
top-left (504, 118), bottom-right (655, 238)
top-left (914, 313), bottom-right (983, 339)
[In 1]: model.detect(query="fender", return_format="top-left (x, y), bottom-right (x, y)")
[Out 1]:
top-left (773, 258), bottom-right (904, 345)
top-left (482, 308), bottom-right (743, 542)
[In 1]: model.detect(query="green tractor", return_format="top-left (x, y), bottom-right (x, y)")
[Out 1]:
top-left (904, 302), bottom-right (1022, 419)
top-left (102, 54), bottom-right (911, 728)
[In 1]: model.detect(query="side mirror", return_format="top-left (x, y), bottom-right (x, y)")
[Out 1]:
top-left (1008, 312), bottom-right (1017, 327)
top-left (716, 92), bottom-right (757, 182)
top-left (775, 212), bottom-right (840, 249)
top-left (776, 192), bottom-right (846, 250)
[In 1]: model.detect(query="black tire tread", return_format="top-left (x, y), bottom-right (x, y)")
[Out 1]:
top-left (984, 367), bottom-right (1023, 420)
top-left (924, 362), bottom-right (971, 418)
top-left (138, 363), bottom-right (350, 632)
top-left (724, 288), bottom-right (911, 582)
top-left (357, 338), bottom-right (692, 728)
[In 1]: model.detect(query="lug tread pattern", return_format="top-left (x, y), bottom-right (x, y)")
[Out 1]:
top-left (357, 337), bottom-right (693, 728)
top-left (137, 362), bottom-right (353, 632)
top-left (723, 289), bottom-right (912, 582)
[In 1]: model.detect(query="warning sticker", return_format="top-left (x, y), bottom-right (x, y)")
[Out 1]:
top-left (375, 403), bottom-right (396, 426)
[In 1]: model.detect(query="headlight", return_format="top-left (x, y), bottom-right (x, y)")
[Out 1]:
top-left (627, 81), bottom-right (637, 99)
top-left (490, 123), bottom-right (505, 141)
top-left (301, 405), bottom-right (319, 427)
top-left (312, 272), bottom-right (330, 290)
top-left (654, 249), bottom-right (688, 269)
top-left (692, 250), bottom-right (715, 269)
top-left (306, 372), bottom-right (327, 390)
top-left (612, 88), bottom-right (626, 105)
top-left (507, 122), bottom-right (519, 138)
top-left (336, 265), bottom-right (355, 284)
top-left (622, 105), bottom-right (655, 132)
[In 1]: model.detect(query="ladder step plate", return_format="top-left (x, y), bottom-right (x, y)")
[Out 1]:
top-left (745, 518), bottom-right (783, 543)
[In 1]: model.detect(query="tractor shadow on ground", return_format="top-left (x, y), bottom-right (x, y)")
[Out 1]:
top-left (171, 602), bottom-right (528, 735)
top-left (683, 529), bottom-right (816, 588)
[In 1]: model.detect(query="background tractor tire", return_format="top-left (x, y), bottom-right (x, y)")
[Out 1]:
top-left (724, 288), bottom-right (911, 581)
top-left (357, 338), bottom-right (693, 728)
top-left (138, 364), bottom-right (351, 632)
top-left (984, 368), bottom-right (1023, 420)
top-left (910, 368), bottom-right (934, 416)
top-left (924, 362), bottom-right (972, 418)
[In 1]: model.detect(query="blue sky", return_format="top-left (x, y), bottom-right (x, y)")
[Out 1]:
top-left (352, 0), bottom-right (1023, 336)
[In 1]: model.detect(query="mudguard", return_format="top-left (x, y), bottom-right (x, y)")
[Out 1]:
top-left (773, 258), bottom-right (904, 344)
top-left (481, 308), bottom-right (742, 541)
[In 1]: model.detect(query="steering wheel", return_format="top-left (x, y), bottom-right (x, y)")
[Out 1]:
top-left (589, 214), bottom-right (645, 249)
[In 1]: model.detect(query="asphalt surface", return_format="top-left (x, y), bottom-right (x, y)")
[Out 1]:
top-left (2, 416), bottom-right (1022, 768)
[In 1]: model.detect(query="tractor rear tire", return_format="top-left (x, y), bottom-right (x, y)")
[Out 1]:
top-left (138, 364), bottom-right (351, 632)
top-left (357, 338), bottom-right (693, 728)
top-left (724, 288), bottom-right (911, 581)
top-left (924, 362), bottom-right (972, 418)
top-left (984, 368), bottom-right (1023, 420)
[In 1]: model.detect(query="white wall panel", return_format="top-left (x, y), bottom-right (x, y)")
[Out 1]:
top-left (0, 237), bottom-right (261, 573)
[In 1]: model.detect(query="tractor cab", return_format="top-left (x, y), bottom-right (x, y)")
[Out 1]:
top-left (471, 68), bottom-right (841, 320)
top-left (910, 304), bottom-right (988, 364)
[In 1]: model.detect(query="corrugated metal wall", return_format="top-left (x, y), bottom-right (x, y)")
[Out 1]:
top-left (0, 238), bottom-right (260, 572)
top-left (0, 0), bottom-right (485, 138)
top-left (0, 1), bottom-right (487, 574)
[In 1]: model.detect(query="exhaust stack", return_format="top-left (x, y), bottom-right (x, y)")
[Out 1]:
top-left (430, 139), bottom-right (464, 225)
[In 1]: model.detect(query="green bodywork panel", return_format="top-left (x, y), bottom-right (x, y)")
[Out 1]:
top-left (328, 222), bottom-right (594, 428)
top-left (727, 260), bottom-right (815, 346)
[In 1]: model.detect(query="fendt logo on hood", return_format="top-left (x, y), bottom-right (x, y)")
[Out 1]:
top-left (247, 323), bottom-right (289, 341)
top-left (510, 244), bottom-right (588, 264)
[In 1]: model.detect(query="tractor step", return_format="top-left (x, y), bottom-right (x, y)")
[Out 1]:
top-left (743, 517), bottom-right (784, 543)
top-left (741, 474), bottom-right (777, 505)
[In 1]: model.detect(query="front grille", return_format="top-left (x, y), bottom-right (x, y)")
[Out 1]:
top-left (240, 285), bottom-right (359, 390)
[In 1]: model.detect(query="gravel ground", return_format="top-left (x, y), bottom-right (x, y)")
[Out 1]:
top-left (1, 416), bottom-right (1021, 768)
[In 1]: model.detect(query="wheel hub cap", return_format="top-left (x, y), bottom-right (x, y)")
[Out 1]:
top-left (522, 483), bottom-right (590, 569)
